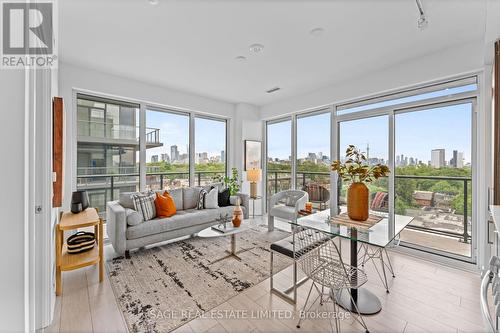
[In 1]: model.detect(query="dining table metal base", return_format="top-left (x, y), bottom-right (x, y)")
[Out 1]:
top-left (333, 288), bottom-right (382, 315)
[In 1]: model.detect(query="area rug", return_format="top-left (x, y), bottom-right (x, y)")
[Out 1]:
top-left (107, 225), bottom-right (290, 333)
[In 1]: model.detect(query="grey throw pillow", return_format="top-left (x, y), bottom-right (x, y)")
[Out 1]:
top-left (204, 188), bottom-right (219, 209)
top-left (125, 208), bottom-right (143, 226)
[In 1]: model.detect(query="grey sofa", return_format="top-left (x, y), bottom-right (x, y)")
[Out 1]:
top-left (106, 184), bottom-right (249, 255)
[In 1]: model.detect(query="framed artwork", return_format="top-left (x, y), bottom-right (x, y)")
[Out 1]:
top-left (244, 140), bottom-right (262, 170)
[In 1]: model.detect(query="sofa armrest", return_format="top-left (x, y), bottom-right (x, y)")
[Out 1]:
top-left (236, 193), bottom-right (250, 219)
top-left (106, 201), bottom-right (127, 255)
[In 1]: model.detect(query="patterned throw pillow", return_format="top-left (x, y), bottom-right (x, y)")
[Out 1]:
top-left (132, 192), bottom-right (156, 221)
top-left (197, 189), bottom-right (208, 210)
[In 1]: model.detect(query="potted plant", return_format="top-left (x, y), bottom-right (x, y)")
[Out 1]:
top-left (331, 145), bottom-right (390, 221)
top-left (216, 167), bottom-right (240, 195)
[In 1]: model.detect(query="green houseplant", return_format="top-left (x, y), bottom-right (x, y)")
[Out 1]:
top-left (331, 145), bottom-right (390, 221)
top-left (217, 167), bottom-right (241, 195)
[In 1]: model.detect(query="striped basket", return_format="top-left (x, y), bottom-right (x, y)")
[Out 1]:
top-left (67, 231), bottom-right (96, 254)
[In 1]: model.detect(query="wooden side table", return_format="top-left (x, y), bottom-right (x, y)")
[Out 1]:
top-left (55, 208), bottom-right (103, 295)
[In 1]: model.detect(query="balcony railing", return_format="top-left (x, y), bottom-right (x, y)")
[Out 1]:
top-left (266, 171), bottom-right (471, 243)
top-left (77, 120), bottom-right (161, 144)
top-left (77, 171), bottom-right (225, 219)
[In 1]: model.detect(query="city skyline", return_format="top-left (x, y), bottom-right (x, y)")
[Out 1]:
top-left (267, 102), bottom-right (472, 166)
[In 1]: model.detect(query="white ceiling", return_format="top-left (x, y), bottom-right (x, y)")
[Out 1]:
top-left (59, 0), bottom-right (487, 106)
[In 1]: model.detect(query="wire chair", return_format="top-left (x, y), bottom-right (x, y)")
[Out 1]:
top-left (294, 226), bottom-right (370, 333)
top-left (358, 243), bottom-right (396, 293)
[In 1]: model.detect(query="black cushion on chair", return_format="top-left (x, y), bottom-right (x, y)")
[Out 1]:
top-left (270, 231), bottom-right (333, 259)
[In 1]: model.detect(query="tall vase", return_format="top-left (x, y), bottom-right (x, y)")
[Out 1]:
top-left (347, 182), bottom-right (369, 221)
top-left (232, 198), bottom-right (242, 227)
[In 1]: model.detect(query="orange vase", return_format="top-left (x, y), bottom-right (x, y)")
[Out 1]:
top-left (232, 199), bottom-right (243, 227)
top-left (347, 182), bottom-right (369, 221)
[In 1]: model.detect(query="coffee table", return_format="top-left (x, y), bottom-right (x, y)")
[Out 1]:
top-left (198, 220), bottom-right (256, 264)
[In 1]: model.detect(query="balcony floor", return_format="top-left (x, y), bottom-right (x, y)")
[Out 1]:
top-left (400, 228), bottom-right (471, 258)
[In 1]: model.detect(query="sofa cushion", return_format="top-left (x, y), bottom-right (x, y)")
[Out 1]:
top-left (270, 205), bottom-right (296, 221)
top-left (119, 192), bottom-right (139, 210)
top-left (132, 192), bottom-right (157, 220)
top-left (183, 187), bottom-right (202, 210)
top-left (155, 192), bottom-right (177, 218)
top-left (126, 206), bottom-right (244, 240)
top-left (218, 188), bottom-right (230, 207)
top-left (205, 188), bottom-right (219, 209)
top-left (168, 188), bottom-right (183, 211)
top-left (125, 208), bottom-right (143, 226)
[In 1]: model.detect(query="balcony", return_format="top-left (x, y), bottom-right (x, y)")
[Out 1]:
top-left (77, 120), bottom-right (162, 148)
top-left (267, 170), bottom-right (472, 258)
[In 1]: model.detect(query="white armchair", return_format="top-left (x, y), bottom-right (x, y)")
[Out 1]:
top-left (267, 190), bottom-right (309, 231)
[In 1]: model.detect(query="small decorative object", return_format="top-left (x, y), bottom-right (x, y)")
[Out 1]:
top-left (71, 190), bottom-right (89, 214)
top-left (244, 140), bottom-right (262, 170)
top-left (331, 145), bottom-right (390, 221)
top-left (232, 197), bottom-right (243, 227)
top-left (246, 168), bottom-right (261, 199)
top-left (212, 214), bottom-right (232, 233)
top-left (305, 202), bottom-right (313, 213)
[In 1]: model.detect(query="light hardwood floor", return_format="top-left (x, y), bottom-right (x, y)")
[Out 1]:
top-left (42, 219), bottom-right (486, 333)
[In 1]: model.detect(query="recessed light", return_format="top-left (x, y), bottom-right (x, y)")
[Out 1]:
top-left (148, 0), bottom-right (159, 5)
top-left (249, 43), bottom-right (264, 54)
top-left (235, 56), bottom-right (246, 62)
top-left (310, 27), bottom-right (325, 37)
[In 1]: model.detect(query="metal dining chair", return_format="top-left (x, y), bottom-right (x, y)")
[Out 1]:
top-left (358, 243), bottom-right (396, 293)
top-left (294, 226), bottom-right (370, 333)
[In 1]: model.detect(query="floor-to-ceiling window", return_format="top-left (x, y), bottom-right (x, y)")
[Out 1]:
top-left (194, 116), bottom-right (227, 186)
top-left (265, 76), bottom-right (477, 262)
top-left (266, 118), bottom-right (292, 198)
top-left (76, 95), bottom-right (141, 218)
top-left (338, 115), bottom-right (389, 212)
top-left (76, 94), bottom-right (228, 220)
top-left (145, 109), bottom-right (190, 190)
top-left (296, 111), bottom-right (331, 211)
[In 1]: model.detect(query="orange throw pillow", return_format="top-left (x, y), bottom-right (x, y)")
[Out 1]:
top-left (155, 191), bottom-right (177, 218)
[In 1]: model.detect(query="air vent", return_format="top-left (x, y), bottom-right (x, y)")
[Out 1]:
top-left (266, 87), bottom-right (281, 93)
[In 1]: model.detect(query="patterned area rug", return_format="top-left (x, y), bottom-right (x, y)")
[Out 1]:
top-left (107, 225), bottom-right (290, 333)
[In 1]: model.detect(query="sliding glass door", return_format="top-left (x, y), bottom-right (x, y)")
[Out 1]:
top-left (395, 101), bottom-right (473, 258)
top-left (266, 118), bottom-right (292, 198)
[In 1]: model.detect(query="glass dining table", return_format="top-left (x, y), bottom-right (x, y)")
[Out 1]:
top-left (292, 209), bottom-right (414, 315)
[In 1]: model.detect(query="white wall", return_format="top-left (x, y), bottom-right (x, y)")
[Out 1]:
top-left (59, 62), bottom-right (236, 209)
top-left (0, 71), bottom-right (27, 332)
top-left (260, 41), bottom-right (484, 119)
top-left (232, 103), bottom-right (263, 215)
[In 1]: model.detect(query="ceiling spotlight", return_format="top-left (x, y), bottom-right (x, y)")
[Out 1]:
top-left (249, 43), bottom-right (264, 54)
top-left (235, 56), bottom-right (247, 62)
top-left (148, 0), bottom-right (159, 5)
top-left (415, 0), bottom-right (428, 30)
top-left (310, 27), bottom-right (325, 37)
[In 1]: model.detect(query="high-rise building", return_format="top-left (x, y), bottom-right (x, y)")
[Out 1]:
top-left (151, 155), bottom-right (159, 163)
top-left (171, 145), bottom-right (179, 162)
top-left (457, 152), bottom-right (464, 168)
top-left (221, 150), bottom-right (225, 163)
top-left (160, 153), bottom-right (170, 163)
top-left (431, 149), bottom-right (445, 168)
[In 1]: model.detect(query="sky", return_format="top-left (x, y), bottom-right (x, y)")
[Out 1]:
top-left (268, 102), bottom-right (472, 165)
top-left (145, 110), bottom-right (226, 163)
